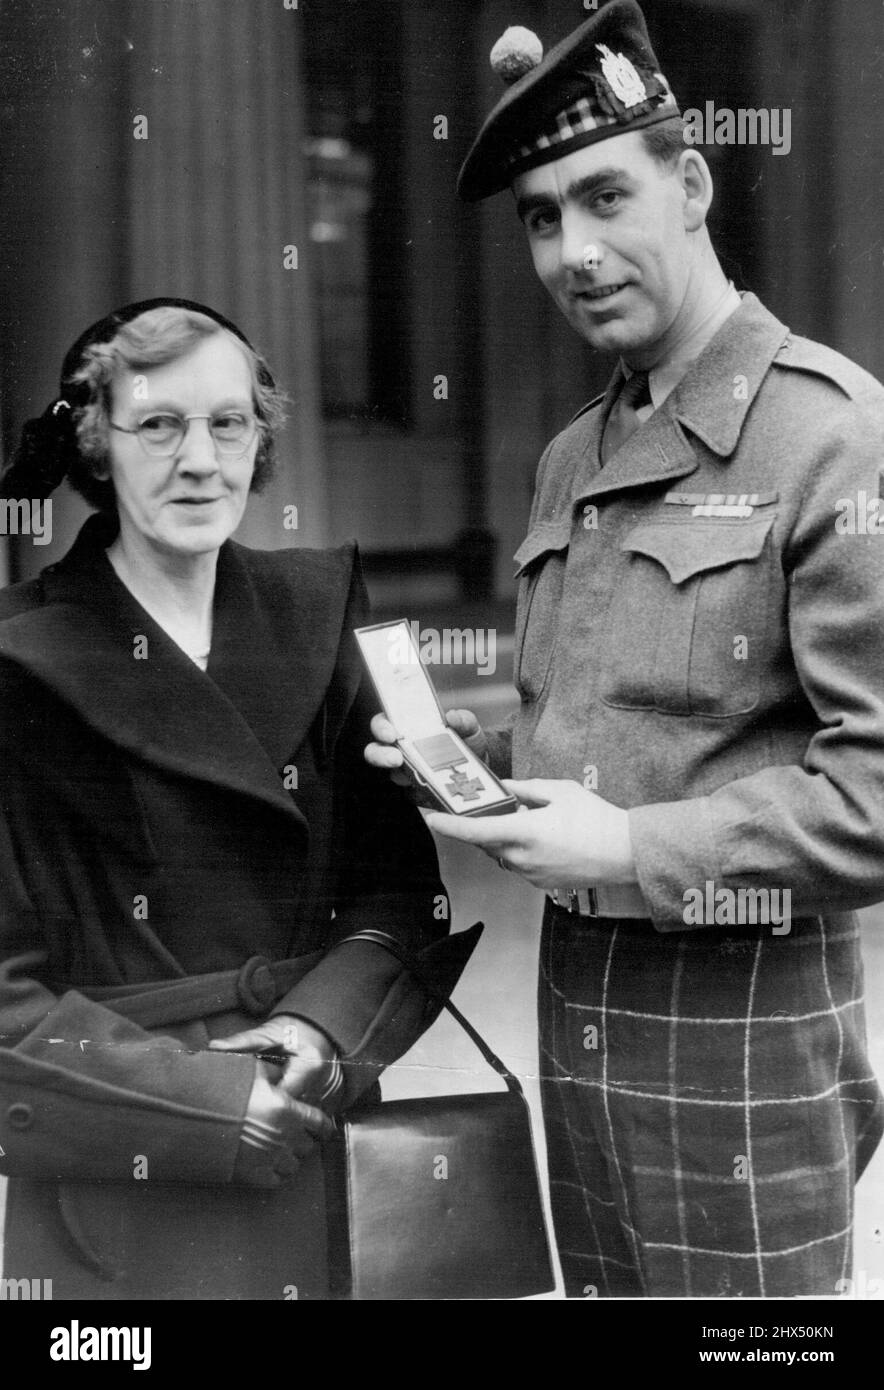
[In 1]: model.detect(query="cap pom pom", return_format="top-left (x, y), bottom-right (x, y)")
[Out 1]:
top-left (490, 27), bottom-right (543, 85)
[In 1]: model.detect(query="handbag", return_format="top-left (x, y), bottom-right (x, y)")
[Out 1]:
top-left (325, 928), bottom-right (556, 1301)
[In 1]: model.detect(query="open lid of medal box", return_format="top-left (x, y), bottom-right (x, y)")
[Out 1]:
top-left (354, 619), bottom-right (518, 817)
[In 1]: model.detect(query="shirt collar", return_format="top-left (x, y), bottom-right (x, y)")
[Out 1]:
top-left (623, 281), bottom-right (743, 412)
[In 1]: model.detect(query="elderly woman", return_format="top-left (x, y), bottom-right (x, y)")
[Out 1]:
top-left (0, 298), bottom-right (472, 1300)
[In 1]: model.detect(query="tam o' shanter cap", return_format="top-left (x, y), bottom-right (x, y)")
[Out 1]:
top-left (457, 0), bottom-right (679, 202)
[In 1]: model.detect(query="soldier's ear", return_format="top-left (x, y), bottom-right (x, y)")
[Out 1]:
top-left (678, 149), bottom-right (713, 232)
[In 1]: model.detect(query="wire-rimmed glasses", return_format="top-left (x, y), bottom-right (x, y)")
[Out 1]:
top-left (110, 411), bottom-right (259, 458)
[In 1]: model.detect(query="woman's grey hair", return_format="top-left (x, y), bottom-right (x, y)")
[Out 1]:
top-left (67, 306), bottom-right (287, 511)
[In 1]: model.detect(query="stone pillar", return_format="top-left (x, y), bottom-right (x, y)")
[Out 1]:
top-left (124, 0), bottom-right (330, 548)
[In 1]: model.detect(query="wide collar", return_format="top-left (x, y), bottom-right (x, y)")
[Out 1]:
top-left (0, 515), bottom-right (359, 832)
top-left (571, 293), bottom-right (790, 506)
top-left (643, 280), bottom-right (743, 413)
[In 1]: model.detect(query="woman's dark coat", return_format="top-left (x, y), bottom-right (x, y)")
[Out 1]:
top-left (0, 514), bottom-right (461, 1299)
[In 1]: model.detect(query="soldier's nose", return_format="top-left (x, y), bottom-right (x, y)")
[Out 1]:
top-left (561, 223), bottom-right (604, 274)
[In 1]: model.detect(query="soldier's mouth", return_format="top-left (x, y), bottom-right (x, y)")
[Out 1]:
top-left (574, 283), bottom-right (628, 302)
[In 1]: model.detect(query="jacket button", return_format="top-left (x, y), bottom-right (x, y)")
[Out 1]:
top-left (6, 1102), bottom-right (34, 1130)
top-left (236, 956), bottom-right (277, 1016)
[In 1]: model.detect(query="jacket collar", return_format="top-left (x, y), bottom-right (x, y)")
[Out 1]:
top-left (0, 515), bottom-right (354, 832)
top-left (571, 293), bottom-right (790, 506)
top-left (673, 292), bottom-right (790, 455)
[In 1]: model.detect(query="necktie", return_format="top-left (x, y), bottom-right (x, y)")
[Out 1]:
top-left (600, 370), bottom-right (652, 466)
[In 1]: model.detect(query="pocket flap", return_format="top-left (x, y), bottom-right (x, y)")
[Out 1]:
top-left (621, 515), bottom-right (775, 584)
top-left (513, 517), bottom-right (572, 576)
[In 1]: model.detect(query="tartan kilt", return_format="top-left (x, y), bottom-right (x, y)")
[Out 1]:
top-left (539, 901), bottom-right (884, 1298)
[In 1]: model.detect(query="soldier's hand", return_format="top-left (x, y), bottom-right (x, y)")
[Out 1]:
top-left (424, 778), bottom-right (637, 890)
top-left (232, 1060), bottom-right (336, 1190)
top-left (364, 708), bottom-right (489, 786)
top-left (442, 709), bottom-right (489, 761)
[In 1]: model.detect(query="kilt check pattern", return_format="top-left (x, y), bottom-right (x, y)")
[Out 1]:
top-left (539, 902), bottom-right (884, 1298)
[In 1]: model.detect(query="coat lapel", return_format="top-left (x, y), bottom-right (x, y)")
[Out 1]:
top-left (206, 539), bottom-right (356, 775)
top-left (571, 294), bottom-right (791, 509)
top-left (568, 368), bottom-right (623, 502)
top-left (574, 401), bottom-right (702, 505)
top-left (0, 517), bottom-right (356, 833)
top-left (673, 293), bottom-right (790, 454)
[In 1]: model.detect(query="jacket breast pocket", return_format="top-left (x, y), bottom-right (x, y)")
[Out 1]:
top-left (602, 515), bottom-right (776, 717)
top-left (513, 518), bottom-right (572, 702)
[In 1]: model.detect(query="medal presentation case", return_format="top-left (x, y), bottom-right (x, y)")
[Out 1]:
top-left (355, 620), bottom-right (518, 817)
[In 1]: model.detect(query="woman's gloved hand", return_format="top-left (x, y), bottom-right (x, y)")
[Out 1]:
top-left (231, 1057), bottom-right (337, 1189)
top-left (210, 1014), bottom-right (342, 1105)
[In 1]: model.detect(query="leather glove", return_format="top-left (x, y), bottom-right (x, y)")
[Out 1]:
top-left (210, 1014), bottom-right (342, 1106)
top-left (232, 1058), bottom-right (336, 1190)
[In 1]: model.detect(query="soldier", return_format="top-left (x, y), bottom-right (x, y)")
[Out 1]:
top-left (367, 0), bottom-right (884, 1297)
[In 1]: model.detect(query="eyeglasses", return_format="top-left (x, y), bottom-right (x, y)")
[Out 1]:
top-left (109, 411), bottom-right (259, 458)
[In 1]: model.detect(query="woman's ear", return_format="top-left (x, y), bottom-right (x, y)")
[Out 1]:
top-left (249, 434), bottom-right (273, 493)
top-left (677, 149), bottom-right (713, 233)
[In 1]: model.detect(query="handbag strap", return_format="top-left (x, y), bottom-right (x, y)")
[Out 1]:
top-left (339, 928), bottom-right (524, 1097)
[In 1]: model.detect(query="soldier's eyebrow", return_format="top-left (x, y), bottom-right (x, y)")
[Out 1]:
top-left (515, 191), bottom-right (553, 222)
top-left (515, 166), bottom-right (635, 221)
top-left (566, 167), bottom-right (635, 200)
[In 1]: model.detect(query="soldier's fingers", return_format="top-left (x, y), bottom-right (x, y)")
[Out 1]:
top-left (500, 778), bottom-right (555, 807)
top-left (444, 708), bottom-right (481, 739)
top-left (424, 810), bottom-right (527, 849)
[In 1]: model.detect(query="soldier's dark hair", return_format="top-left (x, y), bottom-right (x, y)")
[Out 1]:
top-left (640, 116), bottom-right (688, 168)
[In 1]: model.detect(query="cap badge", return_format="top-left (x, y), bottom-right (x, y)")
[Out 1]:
top-left (596, 44), bottom-right (647, 109)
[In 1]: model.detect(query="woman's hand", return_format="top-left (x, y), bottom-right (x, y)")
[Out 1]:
top-left (210, 1015), bottom-right (338, 1103)
top-left (232, 1059), bottom-right (336, 1189)
top-left (364, 708), bottom-right (489, 784)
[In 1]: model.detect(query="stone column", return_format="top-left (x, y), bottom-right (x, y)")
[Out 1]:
top-left (124, 0), bottom-right (330, 548)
